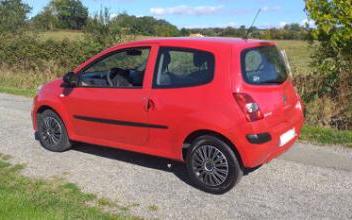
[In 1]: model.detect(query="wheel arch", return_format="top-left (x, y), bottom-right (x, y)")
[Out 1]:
top-left (182, 129), bottom-right (244, 169)
top-left (35, 104), bottom-right (72, 139)
top-left (37, 105), bottom-right (58, 114)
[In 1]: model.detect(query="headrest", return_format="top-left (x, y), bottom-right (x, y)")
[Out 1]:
top-left (193, 52), bottom-right (209, 67)
top-left (162, 52), bottom-right (171, 65)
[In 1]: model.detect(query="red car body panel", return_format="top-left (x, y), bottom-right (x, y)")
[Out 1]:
top-left (32, 37), bottom-right (304, 168)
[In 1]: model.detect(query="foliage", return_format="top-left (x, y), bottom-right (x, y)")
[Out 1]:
top-left (110, 13), bottom-right (180, 37)
top-left (0, 0), bottom-right (31, 33)
top-left (31, 6), bottom-right (59, 31)
top-left (0, 32), bottom-right (82, 70)
top-left (304, 0), bottom-right (352, 130)
top-left (186, 24), bottom-right (311, 40)
top-left (306, 0), bottom-right (352, 55)
top-left (32, 0), bottom-right (88, 30)
top-left (83, 8), bottom-right (124, 48)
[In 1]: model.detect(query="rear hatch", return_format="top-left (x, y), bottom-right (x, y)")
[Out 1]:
top-left (239, 45), bottom-right (300, 127)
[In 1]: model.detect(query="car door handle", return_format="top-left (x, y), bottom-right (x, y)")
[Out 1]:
top-left (145, 99), bottom-right (155, 112)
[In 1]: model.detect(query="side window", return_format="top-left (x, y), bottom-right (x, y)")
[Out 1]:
top-left (80, 47), bottom-right (150, 88)
top-left (153, 47), bottom-right (215, 88)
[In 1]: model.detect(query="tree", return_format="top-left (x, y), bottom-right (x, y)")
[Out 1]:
top-left (31, 0), bottom-right (88, 30)
top-left (305, 0), bottom-right (352, 129)
top-left (0, 0), bottom-right (31, 33)
top-left (180, 28), bottom-right (190, 36)
top-left (83, 8), bottom-right (122, 47)
top-left (110, 13), bottom-right (180, 36)
top-left (305, 0), bottom-right (351, 81)
top-left (306, 0), bottom-right (351, 56)
top-left (32, 6), bottom-right (59, 31)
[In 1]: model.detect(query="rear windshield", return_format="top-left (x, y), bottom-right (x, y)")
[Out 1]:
top-left (241, 46), bottom-right (288, 85)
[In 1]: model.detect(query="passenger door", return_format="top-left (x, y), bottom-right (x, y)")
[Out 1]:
top-left (146, 47), bottom-right (216, 156)
top-left (62, 47), bottom-right (152, 146)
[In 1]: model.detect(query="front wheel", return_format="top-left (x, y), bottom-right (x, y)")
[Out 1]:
top-left (186, 135), bottom-right (243, 194)
top-left (37, 109), bottom-right (72, 152)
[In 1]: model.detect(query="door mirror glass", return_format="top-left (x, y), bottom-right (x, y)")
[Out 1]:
top-left (62, 72), bottom-right (77, 87)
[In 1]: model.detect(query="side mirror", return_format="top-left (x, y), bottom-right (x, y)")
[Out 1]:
top-left (62, 72), bottom-right (77, 87)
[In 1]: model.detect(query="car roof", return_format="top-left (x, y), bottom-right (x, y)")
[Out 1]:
top-left (119, 37), bottom-right (275, 49)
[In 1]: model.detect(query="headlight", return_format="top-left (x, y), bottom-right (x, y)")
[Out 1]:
top-left (295, 100), bottom-right (302, 110)
top-left (36, 85), bottom-right (43, 94)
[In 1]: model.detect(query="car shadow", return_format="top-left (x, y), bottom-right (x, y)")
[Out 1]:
top-left (71, 142), bottom-right (198, 188)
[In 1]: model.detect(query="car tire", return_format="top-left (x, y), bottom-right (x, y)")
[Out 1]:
top-left (37, 109), bottom-right (72, 152)
top-left (186, 135), bottom-right (243, 194)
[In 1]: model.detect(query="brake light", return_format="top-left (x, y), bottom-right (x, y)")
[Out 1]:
top-left (234, 93), bottom-right (264, 122)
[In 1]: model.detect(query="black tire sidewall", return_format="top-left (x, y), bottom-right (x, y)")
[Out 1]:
top-left (186, 135), bottom-right (243, 194)
top-left (37, 109), bottom-right (71, 152)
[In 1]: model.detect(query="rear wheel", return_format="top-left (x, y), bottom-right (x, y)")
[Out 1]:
top-left (186, 135), bottom-right (243, 194)
top-left (37, 109), bottom-right (71, 152)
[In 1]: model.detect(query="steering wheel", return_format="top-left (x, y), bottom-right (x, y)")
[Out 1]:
top-left (107, 68), bottom-right (125, 87)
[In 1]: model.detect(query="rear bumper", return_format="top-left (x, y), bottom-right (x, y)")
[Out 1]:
top-left (232, 111), bottom-right (304, 168)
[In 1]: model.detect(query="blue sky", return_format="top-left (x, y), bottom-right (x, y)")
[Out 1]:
top-left (23, 0), bottom-right (310, 28)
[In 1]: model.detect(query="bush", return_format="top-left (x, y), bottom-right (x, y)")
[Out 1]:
top-left (294, 72), bottom-right (352, 130)
top-left (303, 0), bottom-right (352, 130)
top-left (0, 28), bottom-right (124, 91)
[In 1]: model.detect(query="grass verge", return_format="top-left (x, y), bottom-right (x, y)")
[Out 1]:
top-left (0, 86), bottom-right (36, 97)
top-left (0, 154), bottom-right (138, 220)
top-left (300, 125), bottom-right (352, 148)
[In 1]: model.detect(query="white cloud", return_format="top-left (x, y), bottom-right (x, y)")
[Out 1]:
top-left (261, 6), bottom-right (281, 12)
top-left (301, 18), bottom-right (315, 27)
top-left (150, 5), bottom-right (223, 16)
top-left (279, 21), bottom-right (287, 27)
top-left (110, 13), bottom-right (118, 18)
top-left (224, 21), bottom-right (237, 27)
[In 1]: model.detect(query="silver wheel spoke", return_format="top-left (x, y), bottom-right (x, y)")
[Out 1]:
top-left (40, 116), bottom-right (62, 147)
top-left (191, 144), bottom-right (229, 187)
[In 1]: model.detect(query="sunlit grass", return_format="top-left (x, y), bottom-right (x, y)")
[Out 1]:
top-left (300, 125), bottom-right (352, 148)
top-left (0, 156), bottom-right (139, 220)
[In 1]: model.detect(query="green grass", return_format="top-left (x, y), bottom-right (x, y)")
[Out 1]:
top-left (0, 86), bottom-right (36, 97)
top-left (275, 40), bottom-right (314, 75)
top-left (0, 155), bottom-right (138, 220)
top-left (300, 125), bottom-right (352, 148)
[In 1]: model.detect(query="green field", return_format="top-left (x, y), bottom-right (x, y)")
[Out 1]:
top-left (275, 40), bottom-right (314, 75)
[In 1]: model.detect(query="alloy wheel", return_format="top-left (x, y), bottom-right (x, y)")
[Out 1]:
top-left (191, 145), bottom-right (229, 187)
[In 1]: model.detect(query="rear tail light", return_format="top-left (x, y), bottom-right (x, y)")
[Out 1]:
top-left (234, 93), bottom-right (264, 122)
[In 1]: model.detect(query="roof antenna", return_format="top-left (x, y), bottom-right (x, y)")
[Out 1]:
top-left (244, 8), bottom-right (262, 39)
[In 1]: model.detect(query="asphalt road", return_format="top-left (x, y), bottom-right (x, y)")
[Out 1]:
top-left (0, 93), bottom-right (351, 219)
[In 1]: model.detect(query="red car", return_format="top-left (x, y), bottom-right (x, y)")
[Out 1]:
top-left (32, 37), bottom-right (304, 194)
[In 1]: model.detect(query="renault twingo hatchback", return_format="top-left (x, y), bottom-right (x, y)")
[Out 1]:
top-left (32, 37), bottom-right (304, 194)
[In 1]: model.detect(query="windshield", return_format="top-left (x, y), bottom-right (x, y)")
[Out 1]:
top-left (241, 46), bottom-right (288, 85)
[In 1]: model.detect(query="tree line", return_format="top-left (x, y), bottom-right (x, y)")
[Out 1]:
top-left (185, 24), bottom-right (310, 40)
top-left (0, 0), bottom-right (311, 40)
